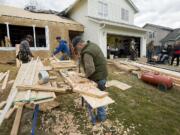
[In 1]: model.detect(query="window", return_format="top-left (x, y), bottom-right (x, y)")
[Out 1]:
top-left (0, 24), bottom-right (7, 47)
top-left (149, 31), bottom-right (155, 39)
top-left (98, 1), bottom-right (108, 17)
top-left (9, 25), bottom-right (34, 47)
top-left (35, 27), bottom-right (46, 47)
top-left (121, 8), bottom-right (129, 21)
top-left (0, 24), bottom-right (48, 49)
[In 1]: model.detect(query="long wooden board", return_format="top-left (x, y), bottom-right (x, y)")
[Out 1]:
top-left (1, 70), bottom-right (10, 90)
top-left (82, 95), bottom-right (115, 109)
top-left (17, 85), bottom-right (68, 93)
top-left (10, 104), bottom-right (24, 135)
top-left (106, 80), bottom-right (132, 91)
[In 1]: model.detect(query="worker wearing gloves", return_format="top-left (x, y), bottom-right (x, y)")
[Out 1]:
top-left (72, 36), bottom-right (108, 125)
top-left (52, 36), bottom-right (70, 60)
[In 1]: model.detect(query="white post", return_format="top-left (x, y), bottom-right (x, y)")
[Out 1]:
top-left (33, 25), bottom-right (36, 49)
top-left (45, 26), bottom-right (50, 50)
top-left (140, 36), bottom-right (147, 57)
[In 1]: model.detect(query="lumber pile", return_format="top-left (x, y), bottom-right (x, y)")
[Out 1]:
top-left (0, 58), bottom-right (56, 127)
top-left (49, 56), bottom-right (77, 69)
top-left (60, 70), bottom-right (114, 108)
top-left (117, 60), bottom-right (180, 87)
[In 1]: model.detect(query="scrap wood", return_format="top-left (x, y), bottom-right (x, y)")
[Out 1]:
top-left (106, 80), bottom-right (132, 91)
top-left (49, 76), bottom-right (57, 80)
top-left (42, 66), bottom-right (53, 71)
top-left (10, 103), bottom-right (24, 135)
top-left (1, 70), bottom-right (10, 90)
top-left (17, 85), bottom-right (70, 93)
top-left (60, 70), bottom-right (107, 98)
top-left (0, 101), bottom-right (6, 109)
top-left (51, 81), bottom-right (57, 87)
top-left (82, 95), bottom-right (115, 109)
top-left (0, 72), bottom-right (7, 82)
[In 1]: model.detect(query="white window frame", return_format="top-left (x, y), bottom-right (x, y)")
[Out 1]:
top-left (121, 8), bottom-right (129, 21)
top-left (0, 23), bottom-right (50, 51)
top-left (98, 1), bottom-right (108, 18)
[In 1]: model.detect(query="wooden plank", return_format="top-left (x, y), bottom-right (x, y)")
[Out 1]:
top-left (82, 95), bottom-right (115, 109)
top-left (73, 84), bottom-right (108, 98)
top-left (10, 104), bottom-right (24, 135)
top-left (106, 80), bottom-right (132, 91)
top-left (16, 44), bottom-right (21, 68)
top-left (1, 70), bottom-right (10, 90)
top-left (17, 85), bottom-right (69, 93)
top-left (51, 81), bottom-right (58, 87)
top-left (0, 61), bottom-right (32, 125)
top-left (49, 76), bottom-right (57, 80)
top-left (5, 107), bottom-right (16, 119)
top-left (0, 101), bottom-right (6, 109)
top-left (0, 72), bottom-right (7, 83)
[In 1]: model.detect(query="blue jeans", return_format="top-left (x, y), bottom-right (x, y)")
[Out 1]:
top-left (87, 80), bottom-right (106, 125)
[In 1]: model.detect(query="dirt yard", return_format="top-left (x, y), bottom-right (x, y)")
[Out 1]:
top-left (0, 63), bottom-right (180, 135)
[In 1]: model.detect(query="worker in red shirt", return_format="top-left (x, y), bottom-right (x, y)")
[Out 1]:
top-left (171, 41), bottom-right (180, 66)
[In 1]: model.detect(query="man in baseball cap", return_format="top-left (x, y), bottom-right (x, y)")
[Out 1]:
top-left (72, 36), bottom-right (108, 125)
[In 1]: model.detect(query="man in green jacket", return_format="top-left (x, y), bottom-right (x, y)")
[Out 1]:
top-left (72, 36), bottom-right (108, 125)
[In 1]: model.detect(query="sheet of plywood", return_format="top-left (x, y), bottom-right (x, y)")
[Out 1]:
top-left (82, 95), bottom-right (115, 109)
top-left (106, 80), bottom-right (132, 91)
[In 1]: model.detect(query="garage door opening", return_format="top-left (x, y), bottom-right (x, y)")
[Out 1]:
top-left (107, 34), bottom-right (141, 59)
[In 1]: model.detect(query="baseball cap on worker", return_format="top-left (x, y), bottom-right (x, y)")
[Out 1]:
top-left (56, 36), bottom-right (61, 40)
top-left (72, 36), bottom-right (82, 48)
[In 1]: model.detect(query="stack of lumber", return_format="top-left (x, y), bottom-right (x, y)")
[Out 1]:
top-left (110, 60), bottom-right (140, 72)
top-left (118, 60), bottom-right (180, 87)
top-left (0, 70), bottom-right (10, 91)
top-left (50, 56), bottom-right (77, 69)
top-left (60, 70), bottom-right (114, 109)
top-left (0, 58), bottom-right (56, 126)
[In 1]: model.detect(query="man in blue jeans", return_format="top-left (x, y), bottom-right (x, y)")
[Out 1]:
top-left (72, 36), bottom-right (108, 125)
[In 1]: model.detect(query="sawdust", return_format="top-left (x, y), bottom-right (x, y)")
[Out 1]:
top-left (40, 110), bottom-right (82, 135)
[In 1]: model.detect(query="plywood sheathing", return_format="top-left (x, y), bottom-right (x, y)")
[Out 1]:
top-left (0, 15), bottom-right (84, 61)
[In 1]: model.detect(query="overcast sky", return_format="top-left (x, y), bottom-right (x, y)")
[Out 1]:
top-left (0, 0), bottom-right (180, 29)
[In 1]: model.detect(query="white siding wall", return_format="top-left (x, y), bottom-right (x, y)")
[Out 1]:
top-left (88, 0), bottom-right (135, 24)
top-left (70, 0), bottom-right (100, 45)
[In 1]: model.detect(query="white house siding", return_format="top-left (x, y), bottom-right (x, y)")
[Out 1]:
top-left (69, 0), bottom-right (146, 57)
top-left (70, 0), bottom-right (100, 44)
top-left (88, 0), bottom-right (135, 25)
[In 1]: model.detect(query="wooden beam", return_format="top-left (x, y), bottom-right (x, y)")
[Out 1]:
top-left (10, 104), bottom-right (24, 135)
top-left (1, 70), bottom-right (10, 90)
top-left (0, 72), bottom-right (7, 83)
top-left (17, 85), bottom-right (69, 93)
top-left (5, 107), bottom-right (16, 119)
